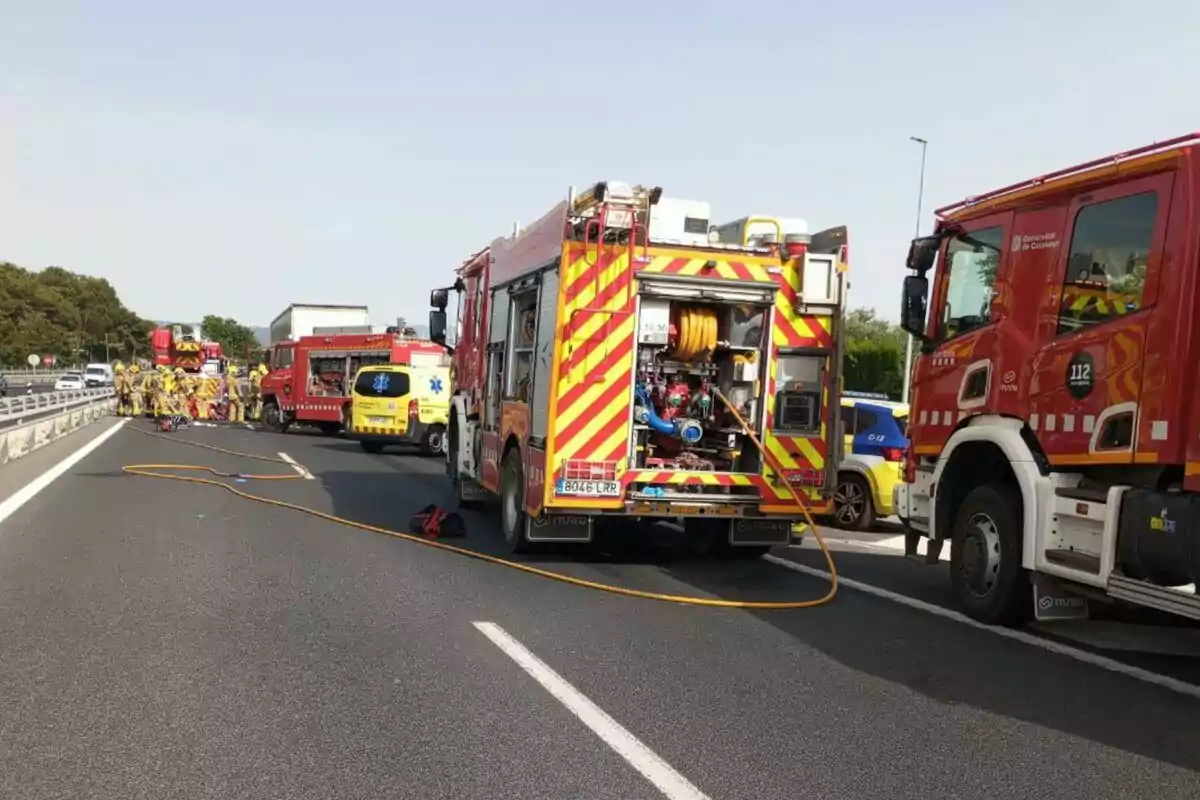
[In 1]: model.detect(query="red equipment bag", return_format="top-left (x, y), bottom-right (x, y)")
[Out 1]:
top-left (409, 504), bottom-right (466, 539)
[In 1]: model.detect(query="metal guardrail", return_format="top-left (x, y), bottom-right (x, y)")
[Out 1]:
top-left (2, 370), bottom-right (83, 384)
top-left (0, 396), bottom-right (116, 466)
top-left (0, 387), bottom-right (116, 424)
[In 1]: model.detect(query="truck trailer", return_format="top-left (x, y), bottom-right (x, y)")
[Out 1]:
top-left (894, 132), bottom-right (1200, 626)
top-left (269, 304), bottom-right (371, 344)
top-left (429, 181), bottom-right (849, 555)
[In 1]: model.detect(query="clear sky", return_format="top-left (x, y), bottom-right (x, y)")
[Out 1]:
top-left (2, 1), bottom-right (1197, 328)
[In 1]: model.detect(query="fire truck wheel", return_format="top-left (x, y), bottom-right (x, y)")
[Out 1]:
top-left (833, 472), bottom-right (875, 531)
top-left (448, 424), bottom-right (482, 508)
top-left (949, 483), bottom-right (1032, 627)
top-left (500, 451), bottom-right (532, 553)
top-left (261, 401), bottom-right (287, 433)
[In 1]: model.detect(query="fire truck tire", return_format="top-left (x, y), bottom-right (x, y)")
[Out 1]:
top-left (500, 451), bottom-right (532, 553)
top-left (949, 483), bottom-right (1032, 627)
top-left (261, 401), bottom-right (288, 433)
top-left (448, 423), bottom-right (482, 508)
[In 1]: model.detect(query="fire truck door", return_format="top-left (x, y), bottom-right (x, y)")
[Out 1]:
top-left (1027, 172), bottom-right (1172, 467)
top-left (910, 212), bottom-right (1011, 456)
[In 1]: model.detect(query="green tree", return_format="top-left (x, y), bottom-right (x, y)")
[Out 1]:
top-left (842, 307), bottom-right (904, 399)
top-left (200, 315), bottom-right (260, 360)
top-left (0, 262), bottom-right (152, 367)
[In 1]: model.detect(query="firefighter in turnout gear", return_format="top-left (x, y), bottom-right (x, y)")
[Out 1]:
top-left (128, 364), bottom-right (143, 417)
top-left (140, 368), bottom-right (158, 418)
top-left (114, 363), bottom-right (131, 416)
top-left (226, 365), bottom-right (245, 423)
top-left (248, 365), bottom-right (264, 421)
top-left (154, 366), bottom-right (172, 417)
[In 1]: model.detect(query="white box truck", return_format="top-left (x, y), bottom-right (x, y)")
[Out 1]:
top-left (269, 304), bottom-right (371, 344)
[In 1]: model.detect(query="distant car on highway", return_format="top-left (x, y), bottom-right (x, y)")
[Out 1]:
top-left (54, 373), bottom-right (86, 391)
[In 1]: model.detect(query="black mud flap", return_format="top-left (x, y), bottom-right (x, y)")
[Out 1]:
top-left (526, 513), bottom-right (593, 543)
top-left (1033, 573), bottom-right (1090, 622)
top-left (730, 518), bottom-right (791, 547)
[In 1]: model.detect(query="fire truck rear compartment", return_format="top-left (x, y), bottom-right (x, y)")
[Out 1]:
top-left (628, 288), bottom-right (781, 503)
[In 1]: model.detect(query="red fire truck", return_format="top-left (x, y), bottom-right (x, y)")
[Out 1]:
top-left (428, 181), bottom-right (849, 555)
top-left (895, 132), bottom-right (1200, 626)
top-left (260, 330), bottom-right (448, 435)
top-left (149, 325), bottom-right (223, 372)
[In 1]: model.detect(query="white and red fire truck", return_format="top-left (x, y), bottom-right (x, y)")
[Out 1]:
top-left (428, 181), bottom-right (849, 555)
top-left (261, 329), bottom-right (448, 435)
top-left (895, 133), bottom-right (1200, 626)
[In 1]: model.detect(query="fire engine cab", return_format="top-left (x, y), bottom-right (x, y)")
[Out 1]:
top-left (895, 133), bottom-right (1200, 626)
top-left (429, 181), bottom-right (849, 555)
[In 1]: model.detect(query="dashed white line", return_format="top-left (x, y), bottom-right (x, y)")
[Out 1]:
top-left (0, 417), bottom-right (130, 529)
top-left (276, 451), bottom-right (313, 480)
top-left (763, 554), bottom-right (1200, 701)
top-left (473, 621), bottom-right (711, 800)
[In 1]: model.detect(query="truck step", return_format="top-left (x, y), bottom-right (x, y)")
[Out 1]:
top-left (1054, 485), bottom-right (1109, 504)
top-left (1108, 575), bottom-right (1200, 621)
top-left (1045, 548), bottom-right (1101, 574)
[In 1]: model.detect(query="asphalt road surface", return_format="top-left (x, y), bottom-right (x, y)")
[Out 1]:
top-left (1, 418), bottom-right (1198, 799)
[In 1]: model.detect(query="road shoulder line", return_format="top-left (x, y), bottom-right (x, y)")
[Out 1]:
top-left (0, 417), bottom-right (130, 529)
top-left (764, 554), bottom-right (1200, 701)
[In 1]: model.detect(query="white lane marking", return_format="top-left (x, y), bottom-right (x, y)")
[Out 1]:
top-left (792, 531), bottom-right (950, 562)
top-left (0, 418), bottom-right (130, 529)
top-left (276, 452), bottom-right (313, 480)
top-left (763, 554), bottom-right (1200, 701)
top-left (473, 621), bottom-right (711, 800)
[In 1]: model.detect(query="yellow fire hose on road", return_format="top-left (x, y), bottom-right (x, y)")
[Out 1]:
top-left (122, 392), bottom-right (839, 610)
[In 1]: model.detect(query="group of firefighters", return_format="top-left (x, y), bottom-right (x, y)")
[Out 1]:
top-left (112, 362), bottom-right (268, 423)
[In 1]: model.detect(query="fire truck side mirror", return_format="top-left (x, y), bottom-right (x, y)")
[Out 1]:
top-left (900, 274), bottom-right (929, 339)
top-left (429, 309), bottom-right (448, 344)
top-left (906, 235), bottom-right (940, 273)
top-left (430, 288), bottom-right (449, 310)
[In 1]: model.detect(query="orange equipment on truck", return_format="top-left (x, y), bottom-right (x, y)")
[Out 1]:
top-left (150, 324), bottom-right (223, 373)
top-left (894, 132), bottom-right (1200, 626)
top-left (260, 329), bottom-right (449, 435)
top-left (428, 181), bottom-right (849, 555)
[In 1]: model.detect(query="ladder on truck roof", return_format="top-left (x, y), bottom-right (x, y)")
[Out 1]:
top-left (563, 181), bottom-right (661, 366)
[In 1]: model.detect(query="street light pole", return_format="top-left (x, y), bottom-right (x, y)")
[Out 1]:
top-left (902, 136), bottom-right (928, 402)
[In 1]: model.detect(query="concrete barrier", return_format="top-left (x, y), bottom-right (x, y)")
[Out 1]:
top-left (0, 396), bottom-right (117, 466)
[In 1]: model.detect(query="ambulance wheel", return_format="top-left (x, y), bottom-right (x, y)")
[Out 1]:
top-left (949, 483), bottom-right (1032, 627)
top-left (500, 450), bottom-right (531, 554)
top-left (420, 424), bottom-right (446, 456)
top-left (360, 441), bottom-right (384, 454)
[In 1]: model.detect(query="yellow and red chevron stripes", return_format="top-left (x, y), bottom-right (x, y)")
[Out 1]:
top-left (622, 470), bottom-right (763, 489)
top-left (636, 253), bottom-right (774, 282)
top-left (548, 245), bottom-right (637, 487)
top-left (773, 264), bottom-right (834, 349)
top-left (762, 265), bottom-right (835, 502)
